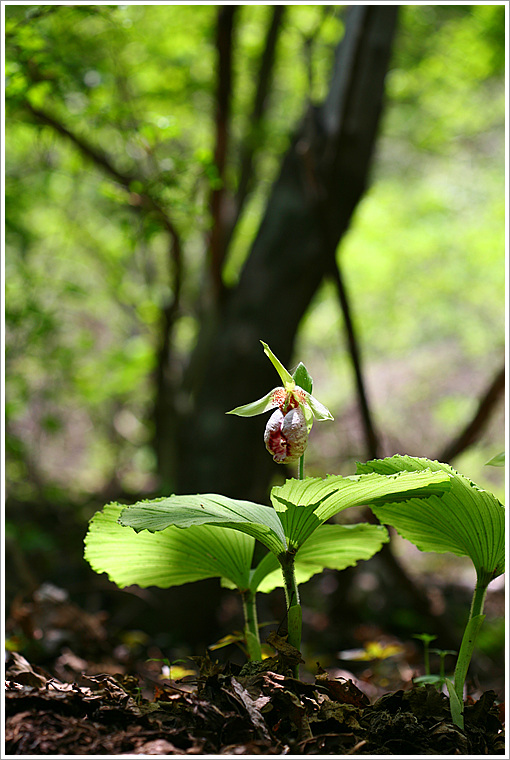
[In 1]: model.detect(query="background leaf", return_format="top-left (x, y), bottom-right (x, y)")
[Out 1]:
top-left (356, 455), bottom-right (505, 583)
top-left (485, 452), bottom-right (505, 467)
top-left (84, 502), bottom-right (255, 590)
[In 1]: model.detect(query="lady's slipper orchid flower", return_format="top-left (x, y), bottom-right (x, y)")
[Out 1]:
top-left (227, 341), bottom-right (333, 464)
top-left (264, 406), bottom-right (308, 463)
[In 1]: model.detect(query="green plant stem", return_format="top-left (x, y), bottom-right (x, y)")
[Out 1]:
top-left (453, 581), bottom-right (488, 704)
top-left (279, 550), bottom-right (302, 676)
top-left (439, 654), bottom-right (445, 682)
top-left (241, 589), bottom-right (262, 661)
top-left (283, 452), bottom-right (304, 675)
top-left (280, 551), bottom-right (300, 612)
top-left (424, 640), bottom-right (431, 676)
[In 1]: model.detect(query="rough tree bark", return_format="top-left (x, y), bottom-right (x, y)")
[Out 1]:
top-left (169, 6), bottom-right (399, 499)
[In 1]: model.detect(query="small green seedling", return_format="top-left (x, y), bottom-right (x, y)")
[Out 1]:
top-left (147, 657), bottom-right (194, 682)
top-left (412, 635), bottom-right (457, 692)
top-left (85, 343), bottom-right (452, 676)
top-left (412, 633), bottom-right (437, 676)
top-left (414, 648), bottom-right (458, 691)
top-left (357, 454), bottom-right (505, 729)
top-left (433, 649), bottom-right (458, 690)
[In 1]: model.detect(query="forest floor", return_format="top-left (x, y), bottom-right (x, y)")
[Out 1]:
top-left (4, 580), bottom-right (506, 755)
top-left (5, 648), bottom-right (505, 755)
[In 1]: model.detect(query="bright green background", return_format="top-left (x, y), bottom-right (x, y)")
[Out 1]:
top-left (5, 5), bottom-right (505, 510)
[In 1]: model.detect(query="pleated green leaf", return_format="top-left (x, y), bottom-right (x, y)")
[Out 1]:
top-left (252, 523), bottom-right (389, 594)
top-left (118, 493), bottom-right (287, 555)
top-left (86, 506), bottom-right (389, 600)
top-left (84, 502), bottom-right (255, 590)
top-left (356, 455), bottom-right (505, 584)
top-left (270, 470), bottom-right (451, 550)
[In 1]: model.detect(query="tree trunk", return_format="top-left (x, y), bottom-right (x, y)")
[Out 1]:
top-left (164, 6), bottom-right (398, 500)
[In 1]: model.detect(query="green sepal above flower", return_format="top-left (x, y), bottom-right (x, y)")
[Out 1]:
top-left (227, 341), bottom-right (333, 424)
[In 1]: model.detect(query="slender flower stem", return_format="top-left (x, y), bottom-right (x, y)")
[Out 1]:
top-left (241, 589), bottom-right (262, 661)
top-left (280, 453), bottom-right (304, 676)
top-left (453, 581), bottom-right (488, 703)
top-left (424, 640), bottom-right (431, 676)
top-left (280, 552), bottom-right (300, 611)
top-left (279, 550), bottom-right (302, 677)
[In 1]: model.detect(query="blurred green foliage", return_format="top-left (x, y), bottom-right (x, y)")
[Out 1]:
top-left (297, 6), bottom-right (505, 496)
top-left (5, 5), bottom-right (505, 511)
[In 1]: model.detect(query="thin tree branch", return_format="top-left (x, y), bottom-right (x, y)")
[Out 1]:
top-left (223, 5), bottom-right (286, 251)
top-left (24, 101), bottom-right (182, 317)
top-left (438, 365), bottom-right (505, 463)
top-left (301, 6), bottom-right (338, 97)
top-left (24, 101), bottom-right (184, 476)
top-left (25, 103), bottom-right (180, 248)
top-left (328, 259), bottom-right (380, 460)
top-left (209, 5), bottom-right (237, 303)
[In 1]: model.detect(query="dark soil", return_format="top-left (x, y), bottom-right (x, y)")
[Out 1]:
top-left (5, 650), bottom-right (505, 755)
top-left (5, 582), bottom-right (505, 755)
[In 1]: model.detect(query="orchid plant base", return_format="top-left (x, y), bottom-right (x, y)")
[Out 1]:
top-left (84, 342), bottom-right (505, 730)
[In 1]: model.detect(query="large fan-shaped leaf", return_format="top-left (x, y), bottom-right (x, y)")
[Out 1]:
top-left (118, 494), bottom-right (287, 555)
top-left (270, 470), bottom-right (451, 550)
top-left (84, 502), bottom-right (255, 590)
top-left (252, 523), bottom-right (389, 594)
top-left (356, 455), bottom-right (505, 584)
